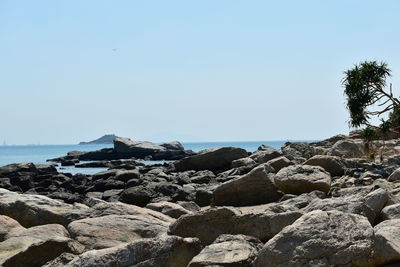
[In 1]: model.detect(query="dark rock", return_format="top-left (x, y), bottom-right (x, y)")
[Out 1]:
top-left (174, 147), bottom-right (248, 172)
top-left (213, 164), bottom-right (282, 206)
top-left (120, 186), bottom-right (156, 207)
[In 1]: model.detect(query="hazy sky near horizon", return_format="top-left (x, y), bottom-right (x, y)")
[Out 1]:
top-left (1, 0), bottom-right (400, 144)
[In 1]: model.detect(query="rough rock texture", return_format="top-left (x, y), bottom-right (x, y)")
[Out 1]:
top-left (249, 146), bottom-right (282, 163)
top-left (266, 156), bottom-right (293, 172)
top-left (0, 188), bottom-right (90, 227)
top-left (303, 193), bottom-right (383, 224)
top-left (169, 207), bottom-right (302, 245)
top-left (0, 215), bottom-right (25, 241)
top-left (380, 203), bottom-right (400, 221)
top-left (328, 139), bottom-right (365, 158)
top-left (68, 214), bottom-right (172, 250)
top-left (304, 155), bottom-right (345, 176)
top-left (65, 236), bottom-right (202, 267)
top-left (212, 164), bottom-right (282, 206)
top-left (0, 223), bottom-right (83, 267)
top-left (188, 234), bottom-right (262, 267)
top-left (274, 165), bottom-right (331, 194)
top-left (389, 168), bottom-right (400, 182)
top-left (373, 219), bottom-right (400, 265)
top-left (146, 201), bottom-right (192, 219)
top-left (174, 147), bottom-right (248, 172)
top-left (253, 210), bottom-right (375, 267)
top-left (281, 142), bottom-right (315, 161)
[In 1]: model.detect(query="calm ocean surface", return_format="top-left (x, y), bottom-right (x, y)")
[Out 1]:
top-left (0, 141), bottom-right (304, 174)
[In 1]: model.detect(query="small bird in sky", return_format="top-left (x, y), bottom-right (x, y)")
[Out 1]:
top-left (112, 48), bottom-right (117, 52)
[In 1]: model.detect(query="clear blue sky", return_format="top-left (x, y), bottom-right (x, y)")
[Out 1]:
top-left (1, 0), bottom-right (400, 144)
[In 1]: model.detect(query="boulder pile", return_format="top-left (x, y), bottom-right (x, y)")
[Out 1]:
top-left (1, 133), bottom-right (400, 266)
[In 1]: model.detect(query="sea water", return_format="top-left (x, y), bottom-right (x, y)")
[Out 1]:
top-left (0, 140), bottom-right (306, 174)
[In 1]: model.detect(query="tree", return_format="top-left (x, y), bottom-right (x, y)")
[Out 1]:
top-left (342, 60), bottom-right (399, 129)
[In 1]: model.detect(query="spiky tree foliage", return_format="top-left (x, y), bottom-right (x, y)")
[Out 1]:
top-left (342, 61), bottom-right (399, 128)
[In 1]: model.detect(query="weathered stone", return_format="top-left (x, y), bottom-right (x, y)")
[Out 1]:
top-left (213, 164), bottom-right (282, 206)
top-left (303, 194), bottom-right (378, 224)
top-left (146, 201), bottom-right (192, 218)
top-left (373, 219), bottom-right (400, 265)
top-left (281, 142), bottom-right (315, 161)
top-left (266, 156), bottom-right (293, 172)
top-left (389, 168), bottom-right (400, 182)
top-left (188, 234), bottom-right (262, 267)
top-left (65, 236), bottom-right (202, 267)
top-left (304, 155), bottom-right (345, 176)
top-left (89, 200), bottom-right (175, 222)
top-left (274, 165), bottom-right (331, 194)
top-left (231, 157), bottom-right (257, 169)
top-left (119, 186), bottom-right (156, 207)
top-left (0, 215), bottom-right (24, 241)
top-left (328, 139), bottom-right (365, 158)
top-left (174, 147), bottom-right (248, 172)
top-left (249, 146), bottom-right (282, 163)
top-left (380, 203), bottom-right (400, 221)
top-left (0, 188), bottom-right (90, 227)
top-left (68, 213), bottom-right (172, 250)
top-left (253, 210), bottom-right (374, 267)
top-left (169, 207), bottom-right (302, 245)
top-left (160, 141), bottom-right (184, 150)
top-left (0, 224), bottom-right (83, 267)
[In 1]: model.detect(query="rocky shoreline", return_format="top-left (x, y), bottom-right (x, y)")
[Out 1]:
top-left (1, 134), bottom-right (400, 266)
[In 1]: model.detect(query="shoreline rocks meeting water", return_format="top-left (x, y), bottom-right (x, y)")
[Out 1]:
top-left (2, 133), bottom-right (400, 266)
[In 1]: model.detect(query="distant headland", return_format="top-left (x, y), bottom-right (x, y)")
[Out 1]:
top-left (79, 134), bottom-right (119, 145)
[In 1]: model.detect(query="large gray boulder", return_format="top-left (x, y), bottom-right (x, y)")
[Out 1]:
top-left (212, 164), bottom-right (282, 206)
top-left (169, 207), bottom-right (302, 245)
top-left (64, 236), bottom-right (202, 267)
top-left (328, 139), bottom-right (365, 158)
top-left (274, 165), bottom-right (331, 194)
top-left (304, 155), bottom-right (345, 176)
top-left (303, 189), bottom-right (390, 224)
top-left (68, 213), bottom-right (172, 250)
top-left (113, 137), bottom-right (192, 160)
top-left (114, 137), bottom-right (166, 154)
top-left (249, 146), bottom-right (282, 163)
top-left (0, 221), bottom-right (83, 267)
top-left (174, 147), bottom-right (248, 172)
top-left (266, 156), bottom-right (293, 172)
top-left (0, 188), bottom-right (90, 227)
top-left (253, 210), bottom-right (375, 267)
top-left (281, 142), bottom-right (315, 161)
top-left (160, 141), bottom-right (184, 150)
top-left (373, 219), bottom-right (400, 265)
top-left (188, 234), bottom-right (262, 267)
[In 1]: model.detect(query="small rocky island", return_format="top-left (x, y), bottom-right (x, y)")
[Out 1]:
top-left (2, 132), bottom-right (400, 266)
top-left (79, 134), bottom-right (119, 145)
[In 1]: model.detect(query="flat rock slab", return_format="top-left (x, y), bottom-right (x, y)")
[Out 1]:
top-left (0, 188), bottom-right (90, 227)
top-left (169, 206), bottom-right (302, 245)
top-left (188, 234), bottom-right (263, 267)
top-left (68, 214), bottom-right (172, 250)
